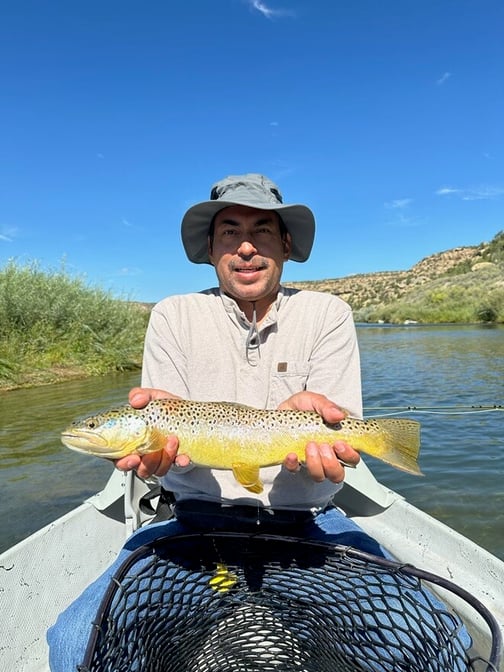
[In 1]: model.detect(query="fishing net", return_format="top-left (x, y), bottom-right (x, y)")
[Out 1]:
top-left (78, 532), bottom-right (502, 672)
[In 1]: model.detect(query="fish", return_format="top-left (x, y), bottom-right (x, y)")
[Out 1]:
top-left (61, 399), bottom-right (422, 493)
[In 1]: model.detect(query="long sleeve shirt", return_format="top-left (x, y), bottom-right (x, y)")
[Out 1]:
top-left (141, 286), bottom-right (362, 511)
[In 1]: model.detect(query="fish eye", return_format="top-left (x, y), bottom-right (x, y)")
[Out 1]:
top-left (86, 420), bottom-right (97, 429)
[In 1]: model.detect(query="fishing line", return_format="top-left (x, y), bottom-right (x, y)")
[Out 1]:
top-left (363, 405), bottom-right (503, 417)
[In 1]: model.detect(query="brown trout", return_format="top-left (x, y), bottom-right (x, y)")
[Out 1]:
top-left (61, 399), bottom-right (422, 493)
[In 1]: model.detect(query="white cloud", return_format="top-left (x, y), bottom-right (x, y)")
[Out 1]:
top-left (0, 226), bottom-right (18, 242)
top-left (247, 0), bottom-right (294, 19)
top-left (436, 187), bottom-right (461, 196)
top-left (120, 217), bottom-right (144, 232)
top-left (461, 186), bottom-right (504, 201)
top-left (116, 267), bottom-right (142, 277)
top-left (436, 72), bottom-right (452, 86)
top-left (385, 198), bottom-right (412, 209)
top-left (436, 185), bottom-right (504, 200)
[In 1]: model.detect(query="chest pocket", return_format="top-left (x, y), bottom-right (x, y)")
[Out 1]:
top-left (269, 360), bottom-right (310, 408)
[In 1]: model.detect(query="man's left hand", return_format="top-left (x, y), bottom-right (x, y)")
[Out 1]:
top-left (278, 391), bottom-right (360, 483)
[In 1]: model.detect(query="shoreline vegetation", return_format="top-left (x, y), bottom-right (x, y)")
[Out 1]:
top-left (0, 261), bottom-right (148, 392)
top-left (1, 231), bottom-right (502, 392)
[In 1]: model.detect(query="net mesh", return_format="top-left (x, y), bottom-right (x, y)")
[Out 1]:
top-left (79, 532), bottom-right (501, 672)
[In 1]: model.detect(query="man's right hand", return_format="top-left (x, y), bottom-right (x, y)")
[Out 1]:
top-left (114, 387), bottom-right (187, 479)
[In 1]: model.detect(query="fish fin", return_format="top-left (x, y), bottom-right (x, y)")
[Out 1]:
top-left (137, 427), bottom-right (168, 455)
top-left (232, 463), bottom-right (263, 493)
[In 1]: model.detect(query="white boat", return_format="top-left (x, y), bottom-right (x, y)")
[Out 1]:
top-left (1, 461), bottom-right (503, 671)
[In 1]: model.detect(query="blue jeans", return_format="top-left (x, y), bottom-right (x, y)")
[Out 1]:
top-left (47, 508), bottom-right (470, 671)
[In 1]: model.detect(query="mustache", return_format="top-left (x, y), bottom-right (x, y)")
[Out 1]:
top-left (229, 258), bottom-right (269, 271)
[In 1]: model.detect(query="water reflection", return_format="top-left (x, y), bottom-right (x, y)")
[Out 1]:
top-left (0, 372), bottom-right (140, 552)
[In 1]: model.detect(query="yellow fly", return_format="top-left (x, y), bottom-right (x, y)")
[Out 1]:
top-left (208, 563), bottom-right (238, 593)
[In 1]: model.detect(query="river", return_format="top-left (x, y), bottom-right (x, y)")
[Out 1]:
top-left (0, 325), bottom-right (502, 558)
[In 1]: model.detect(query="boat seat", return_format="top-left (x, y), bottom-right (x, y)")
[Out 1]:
top-left (77, 532), bottom-right (501, 672)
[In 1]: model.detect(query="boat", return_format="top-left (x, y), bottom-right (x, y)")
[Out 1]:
top-left (1, 459), bottom-right (503, 671)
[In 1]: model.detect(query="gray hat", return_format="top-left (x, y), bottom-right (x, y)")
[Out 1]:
top-left (181, 173), bottom-right (315, 264)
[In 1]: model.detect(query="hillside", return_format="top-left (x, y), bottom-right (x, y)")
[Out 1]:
top-left (285, 231), bottom-right (504, 323)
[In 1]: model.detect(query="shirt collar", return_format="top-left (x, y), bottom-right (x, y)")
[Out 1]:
top-left (218, 286), bottom-right (286, 329)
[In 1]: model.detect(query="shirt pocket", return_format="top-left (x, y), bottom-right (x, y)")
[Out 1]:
top-left (269, 360), bottom-right (310, 408)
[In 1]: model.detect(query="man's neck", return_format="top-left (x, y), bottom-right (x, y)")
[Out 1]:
top-left (225, 287), bottom-right (281, 323)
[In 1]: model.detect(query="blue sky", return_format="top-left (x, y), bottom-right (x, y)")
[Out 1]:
top-left (1, 0), bottom-right (503, 302)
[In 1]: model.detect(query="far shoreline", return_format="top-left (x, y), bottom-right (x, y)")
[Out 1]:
top-left (0, 364), bottom-right (141, 394)
top-left (2, 322), bottom-right (501, 393)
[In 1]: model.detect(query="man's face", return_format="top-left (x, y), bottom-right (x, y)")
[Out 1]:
top-left (208, 205), bottom-right (291, 314)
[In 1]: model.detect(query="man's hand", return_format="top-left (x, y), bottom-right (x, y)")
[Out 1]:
top-left (114, 387), bottom-right (189, 479)
top-left (278, 391), bottom-right (360, 483)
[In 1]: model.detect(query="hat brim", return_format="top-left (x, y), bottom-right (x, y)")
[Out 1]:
top-left (181, 200), bottom-right (315, 264)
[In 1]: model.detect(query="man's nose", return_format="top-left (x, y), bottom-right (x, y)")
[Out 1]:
top-left (237, 239), bottom-right (257, 257)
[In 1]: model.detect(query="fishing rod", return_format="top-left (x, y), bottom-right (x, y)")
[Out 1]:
top-left (363, 404), bottom-right (503, 416)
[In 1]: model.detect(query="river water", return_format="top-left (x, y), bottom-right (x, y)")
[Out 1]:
top-left (1, 325), bottom-right (502, 558)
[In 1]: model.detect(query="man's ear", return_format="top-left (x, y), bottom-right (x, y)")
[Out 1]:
top-left (208, 236), bottom-right (214, 265)
top-left (283, 233), bottom-right (292, 260)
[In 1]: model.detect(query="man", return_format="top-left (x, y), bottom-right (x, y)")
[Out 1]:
top-left (47, 174), bottom-right (387, 671)
top-left (48, 173), bottom-right (471, 671)
top-left (118, 172), bottom-right (365, 524)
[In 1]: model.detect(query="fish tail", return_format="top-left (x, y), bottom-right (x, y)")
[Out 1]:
top-left (370, 418), bottom-right (423, 476)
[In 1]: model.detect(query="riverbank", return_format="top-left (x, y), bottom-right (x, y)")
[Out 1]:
top-left (0, 261), bottom-right (147, 392)
top-left (0, 363), bottom-right (141, 392)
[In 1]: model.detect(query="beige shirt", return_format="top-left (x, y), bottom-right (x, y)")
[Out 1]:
top-left (141, 286), bottom-right (362, 510)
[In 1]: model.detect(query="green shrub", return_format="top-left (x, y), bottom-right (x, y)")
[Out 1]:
top-left (0, 261), bottom-right (149, 386)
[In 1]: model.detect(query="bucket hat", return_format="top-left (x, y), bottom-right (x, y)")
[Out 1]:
top-left (181, 173), bottom-right (315, 264)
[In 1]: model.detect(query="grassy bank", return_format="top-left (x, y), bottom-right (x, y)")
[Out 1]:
top-left (0, 261), bottom-right (149, 390)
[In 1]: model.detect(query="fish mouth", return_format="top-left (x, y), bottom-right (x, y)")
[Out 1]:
top-left (61, 430), bottom-right (109, 454)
